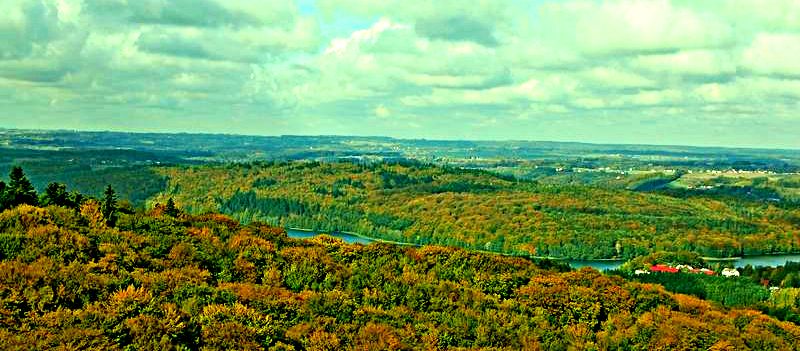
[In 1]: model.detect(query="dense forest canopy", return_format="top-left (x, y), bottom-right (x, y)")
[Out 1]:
top-left (152, 161), bottom-right (800, 260)
top-left (2, 201), bottom-right (800, 349)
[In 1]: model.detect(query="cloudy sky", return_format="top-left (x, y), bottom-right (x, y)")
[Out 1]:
top-left (1, 0), bottom-right (799, 148)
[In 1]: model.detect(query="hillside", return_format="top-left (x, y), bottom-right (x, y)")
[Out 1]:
top-left (151, 161), bottom-right (800, 260)
top-left (1, 204), bottom-right (800, 349)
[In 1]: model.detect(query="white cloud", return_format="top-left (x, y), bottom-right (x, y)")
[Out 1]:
top-left (324, 18), bottom-right (408, 55)
top-left (539, 0), bottom-right (733, 56)
top-left (631, 50), bottom-right (737, 77)
top-left (741, 33), bottom-right (800, 77)
top-left (582, 67), bottom-right (655, 89)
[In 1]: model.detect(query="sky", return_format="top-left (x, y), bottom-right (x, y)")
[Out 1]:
top-left (1, 0), bottom-right (799, 149)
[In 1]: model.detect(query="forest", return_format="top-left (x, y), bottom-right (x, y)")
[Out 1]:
top-left (4, 130), bottom-right (800, 261)
top-left (152, 161), bottom-right (800, 260)
top-left (2, 194), bottom-right (800, 349)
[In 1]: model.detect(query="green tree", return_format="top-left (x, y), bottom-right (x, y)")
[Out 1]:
top-left (165, 198), bottom-right (179, 217)
top-left (70, 191), bottom-right (85, 208)
top-left (0, 181), bottom-right (7, 211)
top-left (7, 166), bottom-right (37, 207)
top-left (102, 185), bottom-right (118, 226)
top-left (782, 273), bottom-right (800, 288)
top-left (42, 182), bottom-right (69, 207)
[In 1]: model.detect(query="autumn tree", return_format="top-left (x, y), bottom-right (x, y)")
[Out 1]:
top-left (81, 199), bottom-right (106, 229)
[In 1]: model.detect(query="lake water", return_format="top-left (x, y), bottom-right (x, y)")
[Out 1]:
top-left (566, 260), bottom-right (625, 271)
top-left (286, 229), bottom-right (800, 270)
top-left (730, 254), bottom-right (800, 268)
top-left (287, 229), bottom-right (375, 245)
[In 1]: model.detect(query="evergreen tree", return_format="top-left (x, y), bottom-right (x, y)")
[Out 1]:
top-left (0, 180), bottom-right (7, 211)
top-left (8, 166), bottom-right (37, 207)
top-left (42, 182), bottom-right (69, 207)
top-left (70, 191), bottom-right (85, 209)
top-left (165, 197), bottom-right (179, 217)
top-left (102, 185), bottom-right (118, 226)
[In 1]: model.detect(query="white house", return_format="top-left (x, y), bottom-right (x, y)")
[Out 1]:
top-left (721, 268), bottom-right (740, 277)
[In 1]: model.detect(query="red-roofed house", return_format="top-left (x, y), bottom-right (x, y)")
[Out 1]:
top-left (650, 264), bottom-right (679, 273)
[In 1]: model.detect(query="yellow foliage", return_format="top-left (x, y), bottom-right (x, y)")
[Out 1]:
top-left (80, 200), bottom-right (106, 229)
top-left (0, 204), bottom-right (52, 231)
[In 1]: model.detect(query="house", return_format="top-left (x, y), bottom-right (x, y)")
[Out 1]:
top-left (650, 264), bottom-right (679, 273)
top-left (692, 268), bottom-right (715, 276)
top-left (646, 264), bottom-right (715, 275)
top-left (634, 269), bottom-right (650, 275)
top-left (721, 268), bottom-right (740, 277)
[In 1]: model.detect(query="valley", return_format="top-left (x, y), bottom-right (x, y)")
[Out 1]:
top-left (3, 129), bottom-right (799, 261)
top-left (3, 129), bottom-right (800, 347)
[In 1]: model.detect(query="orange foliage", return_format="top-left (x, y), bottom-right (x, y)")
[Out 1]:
top-left (2, 205), bottom-right (800, 349)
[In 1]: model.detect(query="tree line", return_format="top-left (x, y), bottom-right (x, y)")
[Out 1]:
top-left (0, 166), bottom-right (130, 227)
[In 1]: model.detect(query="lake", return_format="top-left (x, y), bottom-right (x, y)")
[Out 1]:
top-left (730, 254), bottom-right (800, 268)
top-left (566, 260), bottom-right (625, 271)
top-left (287, 229), bottom-right (375, 245)
top-left (286, 229), bottom-right (800, 270)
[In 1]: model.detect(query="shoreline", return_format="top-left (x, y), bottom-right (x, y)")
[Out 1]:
top-left (286, 227), bottom-right (419, 247)
top-left (285, 227), bottom-right (800, 263)
top-left (285, 227), bottom-right (629, 261)
top-left (702, 252), bottom-right (800, 261)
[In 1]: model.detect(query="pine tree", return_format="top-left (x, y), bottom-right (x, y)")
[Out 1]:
top-left (102, 185), bottom-right (118, 226)
top-left (0, 181), bottom-right (7, 211)
top-left (43, 182), bottom-right (68, 207)
top-left (8, 166), bottom-right (37, 207)
top-left (70, 191), bottom-right (84, 209)
top-left (165, 198), bottom-right (179, 217)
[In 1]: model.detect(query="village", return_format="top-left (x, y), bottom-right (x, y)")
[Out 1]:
top-left (634, 264), bottom-right (741, 278)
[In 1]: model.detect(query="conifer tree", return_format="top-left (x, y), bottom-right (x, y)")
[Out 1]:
top-left (165, 197), bottom-right (179, 217)
top-left (42, 182), bottom-right (68, 207)
top-left (70, 191), bottom-right (84, 209)
top-left (8, 166), bottom-right (37, 207)
top-left (102, 185), bottom-right (118, 226)
top-left (0, 181), bottom-right (7, 211)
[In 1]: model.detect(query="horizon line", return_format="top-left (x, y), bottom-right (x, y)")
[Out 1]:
top-left (1, 127), bottom-right (798, 152)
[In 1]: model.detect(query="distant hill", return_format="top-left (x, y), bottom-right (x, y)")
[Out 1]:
top-left (152, 161), bottom-right (800, 259)
top-left (3, 128), bottom-right (799, 170)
